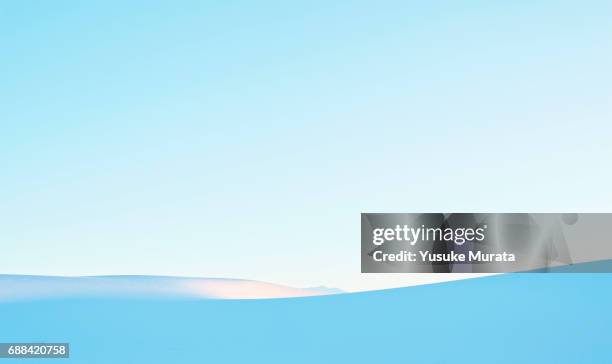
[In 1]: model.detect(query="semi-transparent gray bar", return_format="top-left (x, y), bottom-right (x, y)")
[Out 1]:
top-left (0, 343), bottom-right (69, 358)
top-left (362, 213), bottom-right (612, 273)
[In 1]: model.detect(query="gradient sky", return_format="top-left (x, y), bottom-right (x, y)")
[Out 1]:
top-left (1, 1), bottom-right (611, 291)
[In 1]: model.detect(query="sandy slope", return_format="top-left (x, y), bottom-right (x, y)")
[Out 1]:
top-left (0, 275), bottom-right (341, 301)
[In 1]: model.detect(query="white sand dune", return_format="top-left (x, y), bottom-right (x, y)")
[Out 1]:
top-left (0, 275), bottom-right (341, 301)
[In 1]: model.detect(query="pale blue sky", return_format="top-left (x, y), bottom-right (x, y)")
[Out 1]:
top-left (1, 1), bottom-right (611, 290)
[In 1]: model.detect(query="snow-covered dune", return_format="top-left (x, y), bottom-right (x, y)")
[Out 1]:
top-left (0, 275), bottom-right (341, 301)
